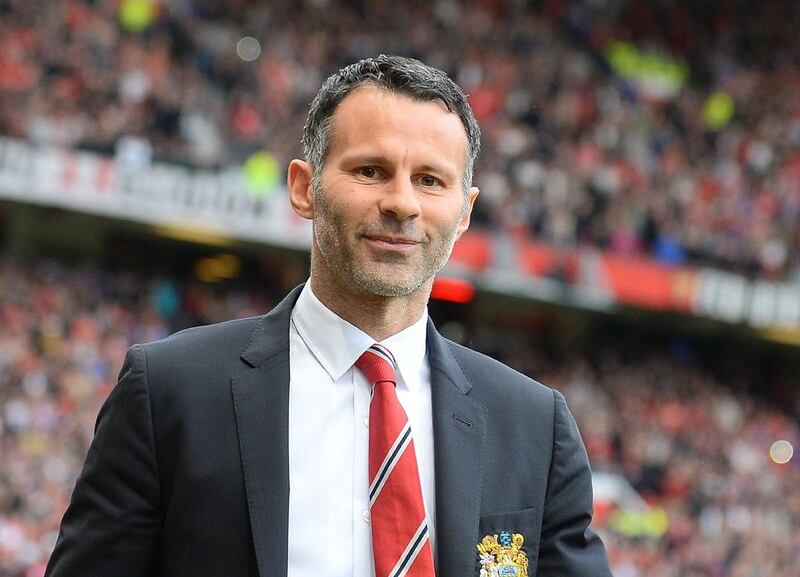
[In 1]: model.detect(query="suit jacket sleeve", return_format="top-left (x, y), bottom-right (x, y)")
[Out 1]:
top-left (537, 390), bottom-right (612, 577)
top-left (45, 345), bottom-right (162, 577)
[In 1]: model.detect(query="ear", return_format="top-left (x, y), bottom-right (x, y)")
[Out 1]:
top-left (455, 186), bottom-right (480, 240)
top-left (288, 159), bottom-right (315, 220)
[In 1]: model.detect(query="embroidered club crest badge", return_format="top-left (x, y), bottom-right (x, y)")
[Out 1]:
top-left (476, 531), bottom-right (528, 577)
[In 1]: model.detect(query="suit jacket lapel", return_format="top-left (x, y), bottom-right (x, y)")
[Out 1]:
top-left (427, 322), bottom-right (487, 577)
top-left (231, 286), bottom-right (302, 577)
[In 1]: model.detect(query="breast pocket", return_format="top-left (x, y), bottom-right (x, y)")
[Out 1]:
top-left (477, 507), bottom-right (541, 576)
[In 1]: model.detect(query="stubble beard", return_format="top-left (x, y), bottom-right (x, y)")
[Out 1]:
top-left (312, 183), bottom-right (460, 298)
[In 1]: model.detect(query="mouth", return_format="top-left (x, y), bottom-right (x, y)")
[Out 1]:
top-left (362, 234), bottom-right (421, 251)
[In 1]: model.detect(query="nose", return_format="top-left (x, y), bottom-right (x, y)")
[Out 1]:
top-left (378, 175), bottom-right (421, 221)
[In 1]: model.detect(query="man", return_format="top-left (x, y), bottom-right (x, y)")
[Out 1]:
top-left (46, 55), bottom-right (611, 577)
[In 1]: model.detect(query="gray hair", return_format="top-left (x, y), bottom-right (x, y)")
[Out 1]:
top-left (302, 54), bottom-right (481, 193)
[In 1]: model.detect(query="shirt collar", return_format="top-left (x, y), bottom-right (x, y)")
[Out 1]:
top-left (291, 282), bottom-right (428, 388)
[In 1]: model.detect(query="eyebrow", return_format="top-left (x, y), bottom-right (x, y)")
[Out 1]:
top-left (339, 154), bottom-right (391, 167)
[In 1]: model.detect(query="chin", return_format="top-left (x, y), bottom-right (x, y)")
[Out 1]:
top-left (352, 275), bottom-right (424, 298)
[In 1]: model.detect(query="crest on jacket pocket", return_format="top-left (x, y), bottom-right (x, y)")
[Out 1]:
top-left (477, 530), bottom-right (528, 577)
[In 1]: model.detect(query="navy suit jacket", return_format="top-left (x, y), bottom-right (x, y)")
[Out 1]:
top-left (46, 285), bottom-right (611, 576)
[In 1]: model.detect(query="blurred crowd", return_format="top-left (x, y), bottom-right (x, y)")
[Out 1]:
top-left (492, 341), bottom-right (800, 577)
top-left (1, 256), bottom-right (799, 576)
top-left (0, 256), bottom-right (270, 575)
top-left (1, 0), bottom-right (799, 280)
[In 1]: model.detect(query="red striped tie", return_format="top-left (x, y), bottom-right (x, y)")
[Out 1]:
top-left (356, 344), bottom-right (435, 577)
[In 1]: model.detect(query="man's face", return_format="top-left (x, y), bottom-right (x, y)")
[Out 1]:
top-left (308, 86), bottom-right (478, 298)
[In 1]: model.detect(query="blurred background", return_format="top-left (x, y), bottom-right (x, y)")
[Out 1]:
top-left (1, 0), bottom-right (799, 575)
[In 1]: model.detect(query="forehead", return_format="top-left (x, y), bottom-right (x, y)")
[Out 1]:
top-left (326, 86), bottom-right (468, 169)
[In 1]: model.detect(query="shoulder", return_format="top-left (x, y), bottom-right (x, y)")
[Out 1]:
top-left (441, 338), bottom-right (556, 407)
top-left (142, 315), bottom-right (262, 357)
top-left (126, 286), bottom-right (300, 394)
top-left (134, 316), bottom-right (265, 382)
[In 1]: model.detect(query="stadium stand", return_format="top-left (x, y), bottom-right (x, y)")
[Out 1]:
top-left (1, 256), bottom-right (798, 576)
top-left (0, 0), bottom-right (798, 279)
top-left (0, 256), bottom-right (274, 575)
top-left (0, 1), bottom-right (799, 576)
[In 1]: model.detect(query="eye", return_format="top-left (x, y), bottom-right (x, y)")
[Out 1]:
top-left (358, 167), bottom-right (378, 178)
top-left (420, 175), bottom-right (440, 187)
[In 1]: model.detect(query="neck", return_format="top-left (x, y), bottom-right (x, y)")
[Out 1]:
top-left (309, 268), bottom-right (431, 343)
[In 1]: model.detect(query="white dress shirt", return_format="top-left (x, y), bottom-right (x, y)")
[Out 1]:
top-left (287, 282), bottom-right (436, 577)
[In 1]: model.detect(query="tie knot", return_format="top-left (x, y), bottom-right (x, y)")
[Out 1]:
top-left (355, 344), bottom-right (397, 386)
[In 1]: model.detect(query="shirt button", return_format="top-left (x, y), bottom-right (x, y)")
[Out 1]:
top-left (362, 509), bottom-right (370, 523)
top-left (363, 416), bottom-right (369, 427)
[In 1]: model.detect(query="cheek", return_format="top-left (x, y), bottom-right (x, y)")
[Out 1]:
top-left (317, 188), bottom-right (352, 217)
top-left (428, 198), bottom-right (467, 229)
top-left (327, 183), bottom-right (368, 210)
